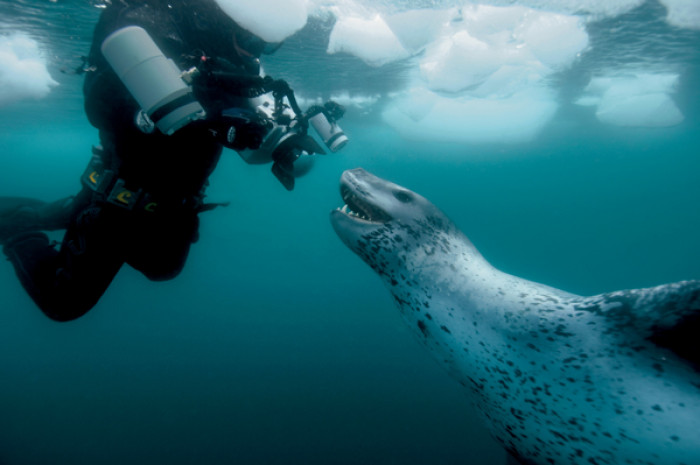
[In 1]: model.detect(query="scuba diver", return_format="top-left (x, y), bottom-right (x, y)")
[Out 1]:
top-left (0, 0), bottom-right (347, 321)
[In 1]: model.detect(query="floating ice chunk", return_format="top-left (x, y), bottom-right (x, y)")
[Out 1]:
top-left (577, 73), bottom-right (684, 127)
top-left (214, 0), bottom-right (308, 43)
top-left (514, 12), bottom-right (589, 69)
top-left (0, 33), bottom-right (57, 107)
top-left (390, 88), bottom-right (438, 122)
top-left (470, 64), bottom-right (549, 99)
top-left (327, 14), bottom-right (410, 66)
top-left (384, 8), bottom-right (457, 53)
top-left (297, 92), bottom-right (379, 113)
top-left (658, 0), bottom-right (700, 30)
top-left (382, 87), bottom-right (557, 144)
top-left (326, 92), bottom-right (379, 110)
top-left (596, 93), bottom-right (684, 127)
top-left (418, 5), bottom-right (588, 93)
top-left (476, 0), bottom-right (644, 19)
top-left (420, 29), bottom-right (508, 93)
top-left (458, 5), bottom-right (589, 71)
top-left (299, 92), bottom-right (379, 111)
top-left (459, 4), bottom-right (532, 35)
top-left (372, 4), bottom-right (591, 141)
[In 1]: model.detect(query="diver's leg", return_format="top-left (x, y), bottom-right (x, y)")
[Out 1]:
top-left (0, 195), bottom-right (78, 244)
top-left (3, 204), bottom-right (125, 321)
top-left (0, 197), bottom-right (46, 213)
top-left (37, 196), bottom-right (81, 230)
top-left (2, 232), bottom-right (60, 309)
top-left (0, 198), bottom-right (47, 244)
top-left (127, 211), bottom-right (199, 281)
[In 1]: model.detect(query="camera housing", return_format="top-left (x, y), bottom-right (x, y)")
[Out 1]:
top-left (102, 25), bottom-right (348, 190)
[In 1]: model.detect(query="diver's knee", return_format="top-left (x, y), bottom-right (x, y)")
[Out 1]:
top-left (37, 289), bottom-right (101, 322)
top-left (2, 232), bottom-right (54, 285)
top-left (40, 304), bottom-right (94, 322)
top-left (39, 196), bottom-right (79, 230)
top-left (143, 265), bottom-right (184, 282)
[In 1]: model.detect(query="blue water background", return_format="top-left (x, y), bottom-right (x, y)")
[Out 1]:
top-left (1, 1), bottom-right (699, 464)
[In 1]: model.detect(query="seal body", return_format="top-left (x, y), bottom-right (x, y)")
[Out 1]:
top-left (330, 168), bottom-right (700, 465)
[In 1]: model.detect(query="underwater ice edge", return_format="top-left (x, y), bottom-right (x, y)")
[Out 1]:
top-left (1, 1), bottom-right (700, 465)
top-left (3, 0), bottom-right (700, 139)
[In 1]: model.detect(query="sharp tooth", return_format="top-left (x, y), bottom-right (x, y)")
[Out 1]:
top-left (341, 205), bottom-right (349, 214)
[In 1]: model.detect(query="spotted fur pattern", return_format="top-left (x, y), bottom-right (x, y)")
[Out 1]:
top-left (331, 168), bottom-right (700, 465)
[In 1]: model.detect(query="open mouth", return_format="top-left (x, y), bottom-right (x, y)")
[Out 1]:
top-left (335, 184), bottom-right (391, 224)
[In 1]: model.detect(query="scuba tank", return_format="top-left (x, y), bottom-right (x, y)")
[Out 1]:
top-left (101, 26), bottom-right (206, 135)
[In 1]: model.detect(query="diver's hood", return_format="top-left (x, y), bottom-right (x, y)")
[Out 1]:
top-left (213, 0), bottom-right (308, 44)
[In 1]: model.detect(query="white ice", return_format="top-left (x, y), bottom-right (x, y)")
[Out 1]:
top-left (214, 0), bottom-right (309, 43)
top-left (658, 0), bottom-right (700, 30)
top-left (0, 33), bottom-right (57, 107)
top-left (1, 0), bottom-right (692, 139)
top-left (576, 73), bottom-right (684, 127)
top-left (298, 93), bottom-right (380, 112)
top-left (367, 4), bottom-right (588, 142)
top-left (382, 87), bottom-right (558, 144)
top-left (472, 0), bottom-right (645, 18)
top-left (327, 14), bottom-right (410, 67)
top-left (317, 0), bottom-right (689, 141)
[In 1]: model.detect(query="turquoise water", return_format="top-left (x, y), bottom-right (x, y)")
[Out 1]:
top-left (1, 1), bottom-right (699, 464)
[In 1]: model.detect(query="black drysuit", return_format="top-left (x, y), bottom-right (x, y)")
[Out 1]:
top-left (2, 0), bottom-right (262, 321)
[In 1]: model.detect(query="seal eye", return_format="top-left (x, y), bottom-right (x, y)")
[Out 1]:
top-left (394, 190), bottom-right (413, 203)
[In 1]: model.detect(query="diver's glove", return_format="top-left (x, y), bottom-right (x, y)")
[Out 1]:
top-left (212, 108), bottom-right (272, 151)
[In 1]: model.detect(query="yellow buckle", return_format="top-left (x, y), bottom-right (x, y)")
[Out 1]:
top-left (106, 180), bottom-right (141, 210)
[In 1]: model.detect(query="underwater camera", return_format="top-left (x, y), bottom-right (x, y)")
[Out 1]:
top-left (237, 91), bottom-right (348, 190)
top-left (202, 64), bottom-right (348, 190)
top-left (100, 25), bottom-right (348, 190)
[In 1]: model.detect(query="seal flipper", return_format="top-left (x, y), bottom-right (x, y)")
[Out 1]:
top-left (575, 281), bottom-right (700, 366)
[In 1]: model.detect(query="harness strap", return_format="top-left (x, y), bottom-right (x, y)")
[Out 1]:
top-left (80, 149), bottom-right (222, 214)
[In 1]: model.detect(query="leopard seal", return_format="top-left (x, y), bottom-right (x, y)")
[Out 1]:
top-left (330, 168), bottom-right (700, 465)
